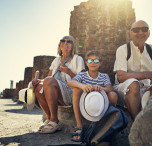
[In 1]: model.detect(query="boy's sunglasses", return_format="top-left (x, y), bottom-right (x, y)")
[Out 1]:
top-left (60, 39), bottom-right (73, 44)
top-left (86, 59), bottom-right (101, 64)
top-left (131, 27), bottom-right (149, 33)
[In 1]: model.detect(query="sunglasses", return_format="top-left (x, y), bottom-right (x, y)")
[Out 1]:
top-left (86, 59), bottom-right (101, 64)
top-left (60, 39), bottom-right (73, 44)
top-left (131, 27), bottom-right (149, 33)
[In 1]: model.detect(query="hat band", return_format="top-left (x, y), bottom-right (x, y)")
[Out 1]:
top-left (83, 93), bottom-right (105, 117)
top-left (25, 90), bottom-right (27, 103)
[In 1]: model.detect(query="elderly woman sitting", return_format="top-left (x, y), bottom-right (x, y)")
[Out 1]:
top-left (33, 35), bottom-right (85, 134)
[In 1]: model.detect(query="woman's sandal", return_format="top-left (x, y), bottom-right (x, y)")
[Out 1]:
top-left (38, 119), bottom-right (50, 131)
top-left (71, 127), bottom-right (83, 142)
top-left (39, 121), bottom-right (63, 134)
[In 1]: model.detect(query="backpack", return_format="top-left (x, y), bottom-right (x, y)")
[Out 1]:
top-left (126, 42), bottom-right (152, 60)
top-left (82, 104), bottom-right (128, 146)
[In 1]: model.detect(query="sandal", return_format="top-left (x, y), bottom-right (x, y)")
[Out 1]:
top-left (39, 121), bottom-right (63, 134)
top-left (71, 127), bottom-right (83, 142)
top-left (38, 119), bottom-right (50, 131)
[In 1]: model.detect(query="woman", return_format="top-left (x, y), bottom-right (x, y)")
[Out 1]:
top-left (33, 35), bottom-right (85, 134)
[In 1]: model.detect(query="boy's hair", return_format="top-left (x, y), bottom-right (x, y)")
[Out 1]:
top-left (85, 50), bottom-right (102, 61)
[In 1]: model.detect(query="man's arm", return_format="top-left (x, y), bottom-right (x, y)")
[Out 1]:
top-left (117, 70), bottom-right (152, 83)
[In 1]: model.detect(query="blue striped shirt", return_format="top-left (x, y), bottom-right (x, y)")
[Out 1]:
top-left (74, 71), bottom-right (111, 87)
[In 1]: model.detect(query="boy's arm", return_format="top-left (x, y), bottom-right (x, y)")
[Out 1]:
top-left (102, 84), bottom-right (114, 93)
top-left (93, 84), bottom-right (114, 93)
top-left (67, 79), bottom-right (93, 93)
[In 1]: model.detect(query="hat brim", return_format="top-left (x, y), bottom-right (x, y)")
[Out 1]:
top-left (26, 88), bottom-right (35, 110)
top-left (19, 88), bottom-right (28, 103)
top-left (18, 88), bottom-right (35, 111)
top-left (80, 90), bottom-right (109, 121)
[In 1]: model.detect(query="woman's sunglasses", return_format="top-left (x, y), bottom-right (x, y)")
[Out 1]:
top-left (86, 59), bottom-right (101, 64)
top-left (131, 27), bottom-right (149, 33)
top-left (60, 39), bottom-right (73, 44)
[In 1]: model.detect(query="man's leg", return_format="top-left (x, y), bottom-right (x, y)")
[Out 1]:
top-left (125, 81), bottom-right (141, 120)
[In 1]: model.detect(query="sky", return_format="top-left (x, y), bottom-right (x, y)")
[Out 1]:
top-left (0, 0), bottom-right (152, 93)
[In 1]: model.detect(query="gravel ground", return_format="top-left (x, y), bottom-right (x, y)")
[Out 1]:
top-left (0, 97), bottom-right (81, 146)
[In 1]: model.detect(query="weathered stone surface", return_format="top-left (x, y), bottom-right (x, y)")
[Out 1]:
top-left (3, 89), bottom-right (15, 98)
top-left (13, 55), bottom-right (55, 99)
top-left (70, 0), bottom-right (135, 84)
top-left (129, 96), bottom-right (152, 146)
top-left (32, 55), bottom-right (55, 79)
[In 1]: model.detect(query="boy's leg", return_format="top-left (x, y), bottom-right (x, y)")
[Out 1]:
top-left (72, 87), bottom-right (83, 141)
top-left (107, 91), bottom-right (118, 106)
top-left (72, 87), bottom-right (83, 127)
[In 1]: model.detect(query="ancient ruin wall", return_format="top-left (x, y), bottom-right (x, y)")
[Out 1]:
top-left (32, 56), bottom-right (56, 79)
top-left (70, 0), bottom-right (135, 83)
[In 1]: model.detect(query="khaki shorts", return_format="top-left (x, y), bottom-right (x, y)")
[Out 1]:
top-left (114, 78), bottom-right (151, 106)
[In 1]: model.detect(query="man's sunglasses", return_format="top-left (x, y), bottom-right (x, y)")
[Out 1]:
top-left (86, 59), bottom-right (101, 64)
top-left (131, 27), bottom-right (149, 33)
top-left (60, 39), bottom-right (73, 44)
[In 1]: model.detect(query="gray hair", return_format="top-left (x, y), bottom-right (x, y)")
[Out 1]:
top-left (57, 35), bottom-right (77, 56)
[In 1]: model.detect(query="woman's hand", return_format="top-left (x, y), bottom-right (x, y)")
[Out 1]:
top-left (32, 79), bottom-right (41, 92)
top-left (57, 63), bottom-right (70, 74)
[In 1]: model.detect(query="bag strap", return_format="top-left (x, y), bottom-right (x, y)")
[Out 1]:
top-left (53, 55), bottom-right (72, 77)
top-left (127, 42), bottom-right (152, 61)
top-left (126, 42), bottom-right (131, 61)
top-left (145, 43), bottom-right (152, 60)
top-left (82, 122), bottom-right (98, 145)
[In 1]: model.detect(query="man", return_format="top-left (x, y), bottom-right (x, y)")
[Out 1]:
top-left (113, 20), bottom-right (152, 120)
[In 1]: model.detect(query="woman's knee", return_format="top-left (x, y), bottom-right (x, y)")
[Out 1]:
top-left (43, 77), bottom-right (57, 88)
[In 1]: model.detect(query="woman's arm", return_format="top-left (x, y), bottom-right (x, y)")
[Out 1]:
top-left (48, 69), bottom-right (53, 76)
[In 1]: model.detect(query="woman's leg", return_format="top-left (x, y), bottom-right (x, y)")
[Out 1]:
top-left (43, 76), bottom-right (65, 123)
top-left (35, 84), bottom-right (51, 120)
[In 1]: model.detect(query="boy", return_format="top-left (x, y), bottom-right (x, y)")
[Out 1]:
top-left (67, 50), bottom-right (118, 142)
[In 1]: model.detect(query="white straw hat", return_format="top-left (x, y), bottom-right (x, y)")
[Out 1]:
top-left (80, 90), bottom-right (109, 121)
top-left (19, 88), bottom-right (35, 110)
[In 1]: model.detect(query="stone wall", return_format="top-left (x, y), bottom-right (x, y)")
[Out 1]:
top-left (3, 89), bottom-right (16, 98)
top-left (5, 55), bottom-right (56, 99)
top-left (70, 0), bottom-right (135, 83)
top-left (32, 56), bottom-right (56, 79)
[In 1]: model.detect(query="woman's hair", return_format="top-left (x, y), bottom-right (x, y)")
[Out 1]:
top-left (57, 35), bottom-right (77, 56)
top-left (85, 50), bottom-right (102, 61)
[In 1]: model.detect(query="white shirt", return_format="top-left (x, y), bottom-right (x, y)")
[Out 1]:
top-left (113, 41), bottom-right (152, 86)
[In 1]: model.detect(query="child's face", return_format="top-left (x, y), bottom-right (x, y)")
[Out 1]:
top-left (85, 55), bottom-right (102, 71)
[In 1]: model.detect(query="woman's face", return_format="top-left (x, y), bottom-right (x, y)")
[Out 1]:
top-left (60, 38), bottom-right (73, 55)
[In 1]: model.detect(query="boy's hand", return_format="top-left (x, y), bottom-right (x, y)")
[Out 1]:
top-left (93, 85), bottom-right (102, 92)
top-left (82, 84), bottom-right (93, 93)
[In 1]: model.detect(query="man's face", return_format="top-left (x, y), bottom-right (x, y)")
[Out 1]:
top-left (130, 21), bottom-right (150, 47)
